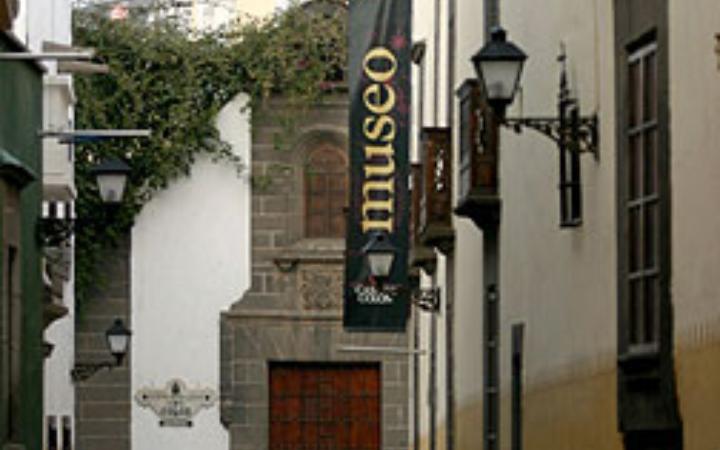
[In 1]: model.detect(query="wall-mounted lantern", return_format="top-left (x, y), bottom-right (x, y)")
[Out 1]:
top-left (38, 157), bottom-right (132, 246)
top-left (471, 27), bottom-right (527, 118)
top-left (71, 318), bottom-right (131, 382)
top-left (471, 27), bottom-right (599, 227)
top-left (90, 157), bottom-right (132, 204)
top-left (363, 232), bottom-right (440, 313)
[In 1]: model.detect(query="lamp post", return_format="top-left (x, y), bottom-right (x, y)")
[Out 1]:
top-left (71, 318), bottom-right (131, 382)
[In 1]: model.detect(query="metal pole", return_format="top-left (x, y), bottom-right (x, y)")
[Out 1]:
top-left (38, 129), bottom-right (152, 139)
top-left (429, 310), bottom-right (437, 450)
top-left (445, 1), bottom-right (457, 449)
top-left (0, 52), bottom-right (94, 60)
top-left (413, 306), bottom-right (421, 450)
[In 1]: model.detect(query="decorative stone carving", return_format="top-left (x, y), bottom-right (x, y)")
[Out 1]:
top-left (298, 265), bottom-right (343, 310)
top-left (135, 379), bottom-right (217, 427)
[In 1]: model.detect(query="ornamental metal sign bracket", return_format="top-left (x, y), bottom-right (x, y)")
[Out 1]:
top-left (135, 379), bottom-right (217, 427)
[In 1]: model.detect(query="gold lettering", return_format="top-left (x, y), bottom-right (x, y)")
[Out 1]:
top-left (362, 218), bottom-right (393, 233)
top-left (359, 47), bottom-right (399, 236)
top-left (363, 83), bottom-right (396, 115)
top-left (361, 179), bottom-right (394, 233)
top-left (363, 47), bottom-right (397, 82)
top-left (363, 115), bottom-right (396, 142)
top-left (362, 179), bottom-right (394, 198)
top-left (364, 157), bottom-right (395, 179)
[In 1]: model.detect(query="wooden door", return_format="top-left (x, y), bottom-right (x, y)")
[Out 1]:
top-left (269, 363), bottom-right (380, 450)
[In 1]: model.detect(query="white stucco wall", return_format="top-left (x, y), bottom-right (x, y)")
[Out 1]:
top-left (499, 0), bottom-right (617, 385)
top-left (43, 269), bottom-right (76, 448)
top-left (38, 1), bottom-right (76, 447)
top-left (669, 0), bottom-right (720, 341)
top-left (131, 93), bottom-right (251, 450)
top-left (452, 0), bottom-right (487, 416)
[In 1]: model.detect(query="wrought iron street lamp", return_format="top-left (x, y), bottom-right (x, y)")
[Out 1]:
top-left (90, 157), bottom-right (132, 204)
top-left (471, 27), bottom-right (599, 227)
top-left (71, 318), bottom-right (131, 382)
top-left (471, 27), bottom-right (527, 118)
top-left (106, 318), bottom-right (132, 364)
top-left (362, 233), bottom-right (441, 313)
top-left (471, 27), bottom-right (598, 156)
top-left (363, 232), bottom-right (396, 279)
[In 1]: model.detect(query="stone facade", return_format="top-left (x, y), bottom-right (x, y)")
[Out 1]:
top-left (75, 236), bottom-right (131, 450)
top-left (220, 95), bottom-right (410, 450)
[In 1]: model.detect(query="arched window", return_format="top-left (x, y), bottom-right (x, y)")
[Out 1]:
top-left (305, 144), bottom-right (348, 238)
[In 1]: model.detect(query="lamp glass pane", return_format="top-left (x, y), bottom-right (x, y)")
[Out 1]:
top-left (481, 59), bottom-right (524, 102)
top-left (97, 174), bottom-right (127, 203)
top-left (107, 333), bottom-right (129, 355)
top-left (369, 252), bottom-right (394, 278)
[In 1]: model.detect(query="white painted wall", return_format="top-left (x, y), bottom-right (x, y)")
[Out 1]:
top-left (499, 0), bottom-right (616, 386)
top-left (669, 0), bottom-right (720, 342)
top-left (37, 1), bottom-right (77, 448)
top-left (43, 267), bottom-right (76, 449)
top-left (131, 93), bottom-right (251, 450)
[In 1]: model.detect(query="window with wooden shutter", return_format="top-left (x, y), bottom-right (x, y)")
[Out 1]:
top-left (305, 144), bottom-right (348, 238)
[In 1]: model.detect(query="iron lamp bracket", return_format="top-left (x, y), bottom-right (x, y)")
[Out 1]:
top-left (503, 112), bottom-right (599, 157)
top-left (71, 360), bottom-right (117, 383)
top-left (411, 287), bottom-right (441, 313)
top-left (498, 44), bottom-right (599, 158)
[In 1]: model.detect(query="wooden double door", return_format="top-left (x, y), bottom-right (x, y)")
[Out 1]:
top-left (269, 363), bottom-right (380, 450)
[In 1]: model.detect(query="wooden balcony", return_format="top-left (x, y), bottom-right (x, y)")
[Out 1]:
top-left (454, 79), bottom-right (502, 230)
top-left (418, 127), bottom-right (454, 254)
top-left (409, 164), bottom-right (436, 274)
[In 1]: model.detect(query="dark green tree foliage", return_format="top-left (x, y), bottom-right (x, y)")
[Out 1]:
top-left (73, 1), bottom-right (347, 311)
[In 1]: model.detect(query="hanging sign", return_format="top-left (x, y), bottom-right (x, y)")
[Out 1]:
top-left (344, 0), bottom-right (411, 331)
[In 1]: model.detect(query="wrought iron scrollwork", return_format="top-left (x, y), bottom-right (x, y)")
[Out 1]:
top-left (500, 44), bottom-right (599, 158)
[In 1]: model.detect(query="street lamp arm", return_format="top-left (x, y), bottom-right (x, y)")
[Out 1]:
top-left (70, 360), bottom-right (116, 383)
top-left (502, 113), bottom-right (599, 156)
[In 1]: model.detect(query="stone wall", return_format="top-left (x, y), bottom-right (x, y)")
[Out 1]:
top-left (75, 236), bottom-right (131, 450)
top-left (220, 95), bottom-right (410, 450)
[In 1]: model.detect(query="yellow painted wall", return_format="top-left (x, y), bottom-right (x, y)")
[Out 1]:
top-left (517, 364), bottom-right (622, 450)
top-left (676, 336), bottom-right (720, 450)
top-left (669, 0), bottom-right (720, 449)
top-left (412, 0), bottom-right (720, 448)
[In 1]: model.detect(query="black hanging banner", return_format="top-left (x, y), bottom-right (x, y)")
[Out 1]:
top-left (344, 0), bottom-right (411, 331)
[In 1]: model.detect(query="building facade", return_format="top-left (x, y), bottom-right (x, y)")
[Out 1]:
top-left (73, 95), bottom-right (252, 450)
top-left (219, 92), bottom-right (410, 450)
top-left (0, 27), bottom-right (45, 450)
top-left (411, 1), bottom-right (720, 450)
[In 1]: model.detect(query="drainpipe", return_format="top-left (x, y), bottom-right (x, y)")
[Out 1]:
top-left (430, 1), bottom-right (441, 449)
top-left (445, 0), bottom-right (457, 449)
